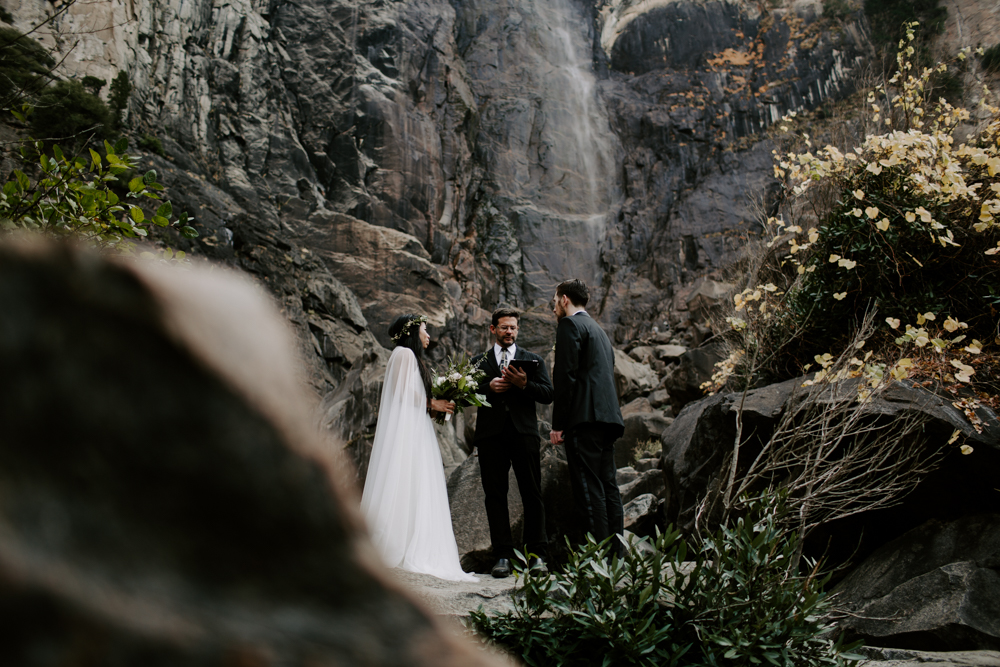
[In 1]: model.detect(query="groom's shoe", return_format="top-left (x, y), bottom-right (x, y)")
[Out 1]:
top-left (527, 557), bottom-right (548, 576)
top-left (491, 558), bottom-right (512, 578)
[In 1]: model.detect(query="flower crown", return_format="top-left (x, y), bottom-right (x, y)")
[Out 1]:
top-left (392, 315), bottom-right (428, 342)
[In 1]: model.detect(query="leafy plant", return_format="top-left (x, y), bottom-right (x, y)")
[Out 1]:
top-left (108, 70), bottom-right (131, 127)
top-left (712, 25), bottom-right (1000, 395)
top-left (30, 79), bottom-right (113, 146)
top-left (469, 493), bottom-right (861, 667)
top-left (138, 133), bottom-right (166, 157)
top-left (0, 127), bottom-right (196, 254)
top-left (0, 26), bottom-right (56, 105)
top-left (81, 75), bottom-right (105, 96)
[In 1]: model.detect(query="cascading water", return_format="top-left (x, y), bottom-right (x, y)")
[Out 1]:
top-left (460, 0), bottom-right (621, 305)
top-left (528, 0), bottom-right (617, 218)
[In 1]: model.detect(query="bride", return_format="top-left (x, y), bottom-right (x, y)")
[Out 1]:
top-left (361, 314), bottom-right (478, 582)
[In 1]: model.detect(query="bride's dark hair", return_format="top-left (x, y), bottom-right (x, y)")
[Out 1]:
top-left (388, 314), bottom-right (432, 395)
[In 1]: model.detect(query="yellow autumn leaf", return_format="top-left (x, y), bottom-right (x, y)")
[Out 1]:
top-left (905, 211), bottom-right (916, 222)
top-left (865, 206), bottom-right (880, 219)
top-left (886, 317), bottom-right (901, 329)
top-left (853, 189), bottom-right (865, 200)
top-left (829, 254), bottom-right (841, 263)
top-left (833, 292), bottom-right (847, 301)
top-left (838, 258), bottom-right (857, 269)
top-left (876, 218), bottom-right (890, 231)
top-left (960, 444), bottom-right (974, 455)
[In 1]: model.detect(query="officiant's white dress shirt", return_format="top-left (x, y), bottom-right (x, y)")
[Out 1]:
top-left (494, 342), bottom-right (517, 368)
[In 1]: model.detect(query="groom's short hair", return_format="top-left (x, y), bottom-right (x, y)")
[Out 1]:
top-left (556, 279), bottom-right (589, 307)
top-left (491, 306), bottom-right (520, 326)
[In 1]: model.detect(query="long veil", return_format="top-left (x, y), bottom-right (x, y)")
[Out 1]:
top-left (361, 346), bottom-right (476, 582)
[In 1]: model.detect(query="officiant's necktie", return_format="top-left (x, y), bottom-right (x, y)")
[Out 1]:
top-left (500, 347), bottom-right (508, 370)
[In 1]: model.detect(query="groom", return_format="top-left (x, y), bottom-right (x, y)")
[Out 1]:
top-left (473, 306), bottom-right (553, 578)
top-left (549, 279), bottom-right (626, 559)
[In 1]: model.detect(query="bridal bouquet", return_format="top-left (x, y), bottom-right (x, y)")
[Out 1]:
top-left (431, 355), bottom-right (491, 422)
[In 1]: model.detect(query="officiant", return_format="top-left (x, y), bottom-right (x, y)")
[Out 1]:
top-left (472, 306), bottom-right (554, 578)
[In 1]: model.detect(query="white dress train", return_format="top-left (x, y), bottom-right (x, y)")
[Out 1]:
top-left (360, 346), bottom-right (478, 582)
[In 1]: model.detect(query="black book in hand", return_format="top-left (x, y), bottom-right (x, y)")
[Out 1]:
top-left (507, 359), bottom-right (539, 378)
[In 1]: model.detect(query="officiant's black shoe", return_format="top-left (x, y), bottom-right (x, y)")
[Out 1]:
top-left (527, 557), bottom-right (548, 576)
top-left (491, 558), bottom-right (512, 578)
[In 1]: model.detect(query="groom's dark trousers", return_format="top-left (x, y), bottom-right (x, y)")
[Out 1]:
top-left (473, 347), bottom-right (553, 561)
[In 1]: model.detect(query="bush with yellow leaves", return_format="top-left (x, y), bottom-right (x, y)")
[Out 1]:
top-left (713, 23), bottom-right (999, 398)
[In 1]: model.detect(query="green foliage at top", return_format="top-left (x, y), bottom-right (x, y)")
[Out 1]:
top-left (30, 80), bottom-right (113, 145)
top-left (81, 75), bottom-right (106, 96)
top-left (109, 71), bottom-right (131, 114)
top-left (0, 127), bottom-right (197, 254)
top-left (0, 26), bottom-right (56, 104)
top-left (469, 494), bottom-right (860, 667)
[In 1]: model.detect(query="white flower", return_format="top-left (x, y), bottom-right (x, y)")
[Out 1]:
top-left (449, 372), bottom-right (462, 382)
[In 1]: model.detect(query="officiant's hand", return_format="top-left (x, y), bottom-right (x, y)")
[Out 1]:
top-left (489, 377), bottom-right (511, 393)
top-left (549, 430), bottom-right (564, 445)
top-left (501, 365), bottom-right (527, 389)
top-left (430, 399), bottom-right (455, 415)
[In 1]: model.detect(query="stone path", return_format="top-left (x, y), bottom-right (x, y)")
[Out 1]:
top-left (388, 570), bottom-right (520, 620)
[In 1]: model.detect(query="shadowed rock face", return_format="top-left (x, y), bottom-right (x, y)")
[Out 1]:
top-left (0, 240), bottom-right (504, 667)
top-left (5, 0), bottom-right (872, 468)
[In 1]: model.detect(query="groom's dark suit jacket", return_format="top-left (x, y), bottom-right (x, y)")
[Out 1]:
top-left (473, 346), bottom-right (554, 441)
top-left (552, 312), bottom-right (624, 438)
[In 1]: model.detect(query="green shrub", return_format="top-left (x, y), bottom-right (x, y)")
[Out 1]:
top-left (138, 133), bottom-right (166, 157)
top-left (982, 44), bottom-right (1000, 73)
top-left (0, 26), bottom-right (56, 105)
top-left (81, 75), bottom-right (106, 96)
top-left (469, 494), bottom-right (861, 667)
top-left (108, 70), bottom-right (131, 127)
top-left (0, 133), bottom-right (197, 254)
top-left (30, 79), bottom-right (113, 146)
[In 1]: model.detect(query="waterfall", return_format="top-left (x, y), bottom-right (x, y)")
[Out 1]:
top-left (529, 0), bottom-right (618, 218)
top-left (465, 0), bottom-right (619, 220)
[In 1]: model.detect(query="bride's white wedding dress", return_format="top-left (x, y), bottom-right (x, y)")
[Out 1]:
top-left (361, 346), bottom-right (478, 582)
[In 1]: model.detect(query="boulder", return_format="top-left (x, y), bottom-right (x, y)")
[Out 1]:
top-left (661, 377), bottom-right (1000, 577)
top-left (655, 344), bottom-right (688, 360)
top-left (623, 493), bottom-right (661, 538)
top-left (628, 345), bottom-right (657, 364)
top-left (634, 458), bottom-right (659, 473)
top-left (663, 338), bottom-right (728, 413)
top-left (618, 408), bottom-right (674, 468)
top-left (0, 241), bottom-right (502, 667)
top-left (614, 348), bottom-right (659, 402)
top-left (685, 279), bottom-right (735, 321)
top-left (622, 396), bottom-right (653, 417)
top-left (857, 647), bottom-right (1000, 667)
top-left (619, 469), bottom-right (667, 505)
top-left (616, 466), bottom-right (639, 486)
top-left (836, 514), bottom-right (1000, 651)
top-left (648, 388), bottom-right (672, 409)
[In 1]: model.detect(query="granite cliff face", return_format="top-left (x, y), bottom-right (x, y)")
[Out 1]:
top-left (7, 0), bottom-right (872, 470)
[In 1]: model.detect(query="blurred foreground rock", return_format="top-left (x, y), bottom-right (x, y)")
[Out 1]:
top-left (0, 240), bottom-right (505, 667)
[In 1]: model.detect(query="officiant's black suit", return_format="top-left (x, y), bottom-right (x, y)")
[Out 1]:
top-left (552, 311), bottom-right (625, 556)
top-left (473, 346), bottom-right (553, 561)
